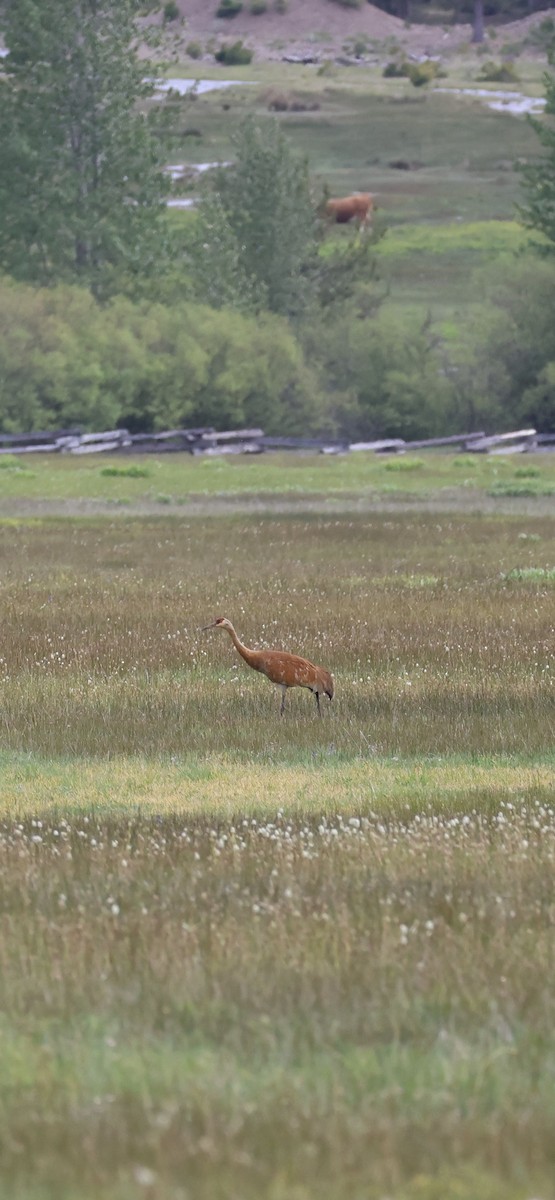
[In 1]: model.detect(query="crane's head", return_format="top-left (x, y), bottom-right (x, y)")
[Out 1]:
top-left (201, 616), bottom-right (232, 632)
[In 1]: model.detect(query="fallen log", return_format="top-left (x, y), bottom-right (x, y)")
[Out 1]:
top-left (200, 428), bottom-right (264, 444)
top-left (349, 439), bottom-right (405, 453)
top-left (259, 436), bottom-right (348, 452)
top-left (403, 432), bottom-right (485, 450)
top-left (465, 429), bottom-right (536, 453)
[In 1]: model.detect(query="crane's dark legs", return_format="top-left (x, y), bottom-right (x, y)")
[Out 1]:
top-left (315, 691), bottom-right (321, 716)
top-left (280, 686), bottom-right (287, 715)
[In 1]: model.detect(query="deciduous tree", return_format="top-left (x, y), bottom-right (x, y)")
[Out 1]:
top-left (518, 59), bottom-right (555, 251)
top-left (0, 0), bottom-right (172, 297)
top-left (190, 117), bottom-right (320, 320)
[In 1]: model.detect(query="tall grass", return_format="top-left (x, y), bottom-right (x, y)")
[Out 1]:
top-left (0, 508), bottom-right (554, 1199)
top-left (1, 802), bottom-right (555, 1200)
top-left (0, 511), bottom-right (553, 757)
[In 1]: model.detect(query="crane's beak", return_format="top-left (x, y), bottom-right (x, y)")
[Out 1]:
top-left (200, 620), bottom-right (218, 631)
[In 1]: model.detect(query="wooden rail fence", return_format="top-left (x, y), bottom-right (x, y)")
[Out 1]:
top-left (0, 427), bottom-right (553, 457)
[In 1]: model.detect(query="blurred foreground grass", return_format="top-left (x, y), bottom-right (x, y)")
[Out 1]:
top-left (2, 798), bottom-right (555, 1200)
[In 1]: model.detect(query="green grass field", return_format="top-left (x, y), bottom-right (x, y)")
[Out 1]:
top-left (0, 458), bottom-right (554, 1199)
top-left (1, 448), bottom-right (554, 507)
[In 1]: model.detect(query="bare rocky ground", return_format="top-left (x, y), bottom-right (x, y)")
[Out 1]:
top-left (149, 0), bottom-right (553, 63)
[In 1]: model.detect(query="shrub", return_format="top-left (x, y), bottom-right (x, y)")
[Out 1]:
top-left (351, 37), bottom-right (369, 57)
top-left (100, 465), bottom-right (151, 479)
top-left (163, 1), bottom-right (179, 20)
top-left (504, 566), bottom-right (555, 582)
top-left (250, 0), bottom-right (267, 11)
top-left (329, 0), bottom-right (362, 7)
top-left (274, 0), bottom-right (287, 10)
top-left (186, 41), bottom-right (203, 59)
top-left (453, 455), bottom-right (479, 469)
top-left (526, 16), bottom-right (555, 55)
top-left (514, 465), bottom-right (541, 478)
top-left (383, 456), bottom-right (425, 471)
top-left (0, 455), bottom-right (30, 470)
top-left (500, 41), bottom-right (522, 59)
top-left (383, 59), bottom-right (410, 78)
top-left (214, 40), bottom-right (253, 64)
top-left (476, 60), bottom-right (520, 84)
top-left (488, 481), bottom-right (555, 497)
top-left (407, 60), bottom-right (441, 87)
top-left (216, 0), bottom-right (243, 16)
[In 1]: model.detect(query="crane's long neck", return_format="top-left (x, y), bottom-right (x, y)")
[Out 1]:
top-left (224, 623), bottom-right (258, 669)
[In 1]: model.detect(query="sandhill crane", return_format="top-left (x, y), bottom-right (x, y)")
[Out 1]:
top-left (201, 617), bottom-right (334, 716)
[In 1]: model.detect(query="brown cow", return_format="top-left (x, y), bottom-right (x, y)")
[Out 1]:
top-left (325, 192), bottom-right (374, 227)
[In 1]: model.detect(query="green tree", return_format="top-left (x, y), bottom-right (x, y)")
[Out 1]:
top-left (311, 308), bottom-right (451, 440)
top-left (518, 58), bottom-right (555, 252)
top-left (0, 0), bottom-right (172, 297)
top-left (185, 194), bottom-right (264, 313)
top-left (190, 117), bottom-right (320, 320)
top-left (444, 258), bottom-right (555, 433)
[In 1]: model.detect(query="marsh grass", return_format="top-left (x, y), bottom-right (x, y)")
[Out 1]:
top-left (0, 506), bottom-right (554, 1199)
top-left (2, 800), bottom-right (555, 1200)
top-left (0, 511), bottom-right (553, 757)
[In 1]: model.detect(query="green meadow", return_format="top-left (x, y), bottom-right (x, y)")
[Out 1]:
top-left (0, 458), bottom-right (554, 1200)
top-left (165, 60), bottom-right (547, 321)
top-left (1, 448), bottom-right (554, 506)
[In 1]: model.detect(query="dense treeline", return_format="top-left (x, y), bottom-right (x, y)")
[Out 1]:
top-left (0, 282), bottom-right (321, 435)
top-left (2, 260), bottom-right (555, 436)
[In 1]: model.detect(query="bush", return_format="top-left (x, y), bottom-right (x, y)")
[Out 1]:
top-left (407, 60), bottom-right (441, 87)
top-left (0, 281), bottom-right (324, 436)
top-left (186, 41), bottom-right (203, 59)
top-left (163, 1), bottom-right (179, 20)
top-left (490, 481), bottom-right (555, 497)
top-left (274, 0), bottom-right (287, 10)
top-left (383, 57), bottom-right (442, 86)
top-left (504, 566), bottom-right (555, 582)
top-left (383, 59), bottom-right (410, 78)
top-left (351, 37), bottom-right (369, 57)
top-left (525, 16), bottom-right (555, 55)
top-left (0, 455), bottom-right (30, 470)
top-left (250, 0), bottom-right (267, 11)
top-left (453, 455), bottom-right (479, 469)
top-left (514, 465), bottom-right (541, 478)
top-left (383, 456), bottom-right (425, 471)
top-left (216, 0), bottom-right (243, 16)
top-left (100, 465), bottom-right (151, 478)
top-left (214, 40), bottom-right (253, 65)
top-left (476, 60), bottom-right (520, 84)
top-left (329, 0), bottom-right (363, 7)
